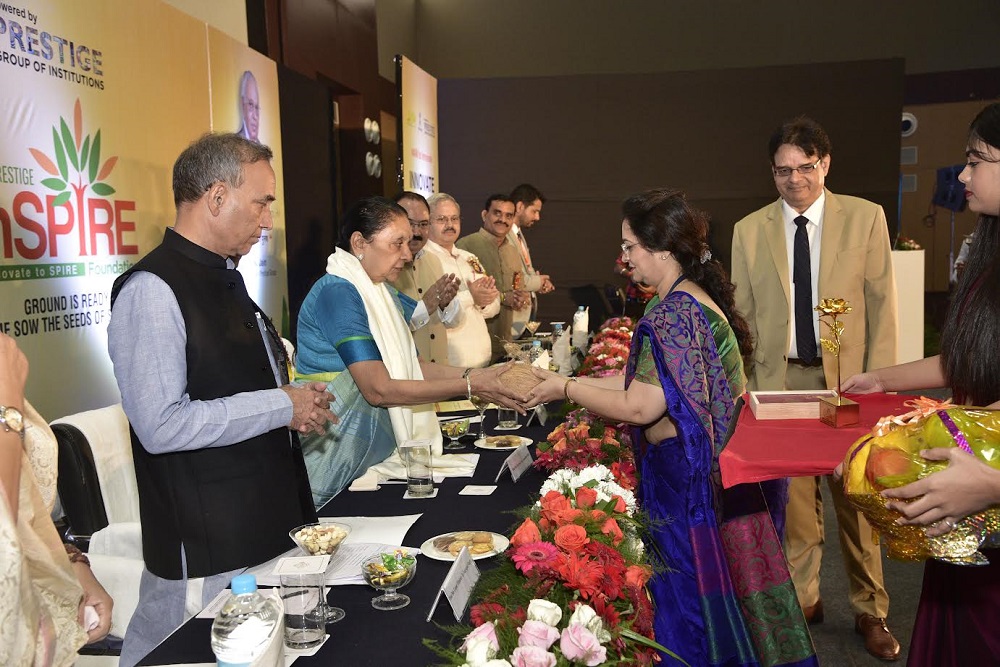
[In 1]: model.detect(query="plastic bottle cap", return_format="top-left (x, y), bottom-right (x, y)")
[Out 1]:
top-left (230, 574), bottom-right (258, 595)
top-left (532, 340), bottom-right (541, 346)
top-left (577, 306), bottom-right (585, 311)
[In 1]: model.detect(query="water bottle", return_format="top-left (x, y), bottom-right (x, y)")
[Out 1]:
top-left (529, 340), bottom-right (542, 363)
top-left (211, 574), bottom-right (282, 667)
top-left (571, 306), bottom-right (589, 350)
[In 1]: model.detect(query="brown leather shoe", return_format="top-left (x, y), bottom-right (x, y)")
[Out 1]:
top-left (801, 599), bottom-right (824, 624)
top-left (855, 613), bottom-right (901, 661)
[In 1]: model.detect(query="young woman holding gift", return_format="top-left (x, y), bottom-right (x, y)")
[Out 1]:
top-left (842, 102), bottom-right (1000, 666)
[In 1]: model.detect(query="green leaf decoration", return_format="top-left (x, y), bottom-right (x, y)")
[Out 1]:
top-left (60, 118), bottom-right (79, 171)
top-left (80, 135), bottom-right (91, 172)
top-left (88, 130), bottom-right (102, 182)
top-left (52, 191), bottom-right (72, 207)
top-left (52, 127), bottom-right (68, 181)
top-left (91, 182), bottom-right (116, 196)
top-left (41, 177), bottom-right (67, 191)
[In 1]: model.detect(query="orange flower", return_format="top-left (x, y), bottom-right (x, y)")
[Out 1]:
top-left (601, 518), bottom-right (624, 545)
top-left (575, 486), bottom-right (599, 509)
top-left (568, 423), bottom-right (591, 441)
top-left (625, 564), bottom-right (652, 588)
top-left (554, 524), bottom-right (589, 552)
top-left (589, 509), bottom-right (607, 522)
top-left (611, 495), bottom-right (627, 513)
top-left (558, 552), bottom-right (604, 599)
top-left (552, 437), bottom-right (568, 452)
top-left (552, 508), bottom-right (584, 526)
top-left (540, 490), bottom-right (572, 523)
top-left (510, 517), bottom-right (542, 547)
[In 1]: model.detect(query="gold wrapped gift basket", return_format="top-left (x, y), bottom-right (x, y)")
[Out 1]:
top-left (843, 398), bottom-right (1000, 565)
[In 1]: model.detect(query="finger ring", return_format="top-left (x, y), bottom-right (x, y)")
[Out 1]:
top-left (945, 519), bottom-right (957, 531)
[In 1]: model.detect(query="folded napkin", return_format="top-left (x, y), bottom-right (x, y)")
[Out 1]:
top-left (348, 468), bottom-right (381, 492)
top-left (368, 452), bottom-right (479, 481)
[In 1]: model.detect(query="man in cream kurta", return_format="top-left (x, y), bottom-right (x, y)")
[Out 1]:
top-left (731, 117), bottom-right (900, 661)
top-left (389, 192), bottom-right (461, 365)
top-left (425, 193), bottom-right (500, 368)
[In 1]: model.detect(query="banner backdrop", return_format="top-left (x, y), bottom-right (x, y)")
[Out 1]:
top-left (0, 0), bottom-right (288, 419)
top-left (399, 55), bottom-right (439, 197)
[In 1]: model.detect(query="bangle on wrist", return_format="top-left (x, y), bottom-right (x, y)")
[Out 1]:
top-left (466, 372), bottom-right (473, 401)
top-left (564, 377), bottom-right (578, 402)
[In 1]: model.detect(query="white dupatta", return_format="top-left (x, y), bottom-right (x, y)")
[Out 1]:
top-left (325, 248), bottom-right (443, 457)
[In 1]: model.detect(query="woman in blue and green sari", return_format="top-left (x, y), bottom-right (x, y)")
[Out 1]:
top-left (527, 189), bottom-right (816, 667)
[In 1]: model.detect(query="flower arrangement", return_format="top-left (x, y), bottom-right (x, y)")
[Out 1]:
top-left (535, 408), bottom-right (636, 490)
top-left (426, 466), bottom-right (684, 667)
top-left (577, 325), bottom-right (633, 378)
top-left (894, 236), bottom-right (922, 250)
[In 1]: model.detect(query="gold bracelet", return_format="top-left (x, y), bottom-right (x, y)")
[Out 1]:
top-left (564, 377), bottom-right (578, 402)
top-left (466, 372), bottom-right (473, 401)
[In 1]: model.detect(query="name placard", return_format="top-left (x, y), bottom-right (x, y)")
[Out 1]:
top-left (495, 443), bottom-right (533, 483)
top-left (525, 404), bottom-right (549, 427)
top-left (426, 546), bottom-right (479, 622)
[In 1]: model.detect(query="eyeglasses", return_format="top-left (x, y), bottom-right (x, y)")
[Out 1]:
top-left (620, 241), bottom-right (639, 257)
top-left (433, 215), bottom-right (461, 225)
top-left (772, 159), bottom-right (822, 178)
top-left (408, 219), bottom-right (430, 231)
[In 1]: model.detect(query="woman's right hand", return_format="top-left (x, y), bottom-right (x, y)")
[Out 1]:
top-left (840, 372), bottom-right (885, 395)
top-left (523, 367), bottom-right (571, 409)
top-left (469, 364), bottom-right (530, 413)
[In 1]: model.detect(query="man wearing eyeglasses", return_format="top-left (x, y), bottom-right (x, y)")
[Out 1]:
top-left (236, 71), bottom-right (260, 142)
top-left (424, 193), bottom-right (500, 368)
top-left (389, 191), bottom-right (461, 364)
top-left (731, 116), bottom-right (900, 661)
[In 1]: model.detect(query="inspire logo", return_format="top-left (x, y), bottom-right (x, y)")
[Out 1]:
top-left (1, 98), bottom-right (137, 276)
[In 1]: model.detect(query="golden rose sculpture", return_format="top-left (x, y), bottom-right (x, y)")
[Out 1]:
top-left (815, 298), bottom-right (859, 426)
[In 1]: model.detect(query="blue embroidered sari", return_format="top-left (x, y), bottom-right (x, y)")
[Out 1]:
top-left (627, 292), bottom-right (816, 667)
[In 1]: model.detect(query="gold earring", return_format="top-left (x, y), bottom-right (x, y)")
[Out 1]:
top-left (659, 254), bottom-right (668, 260)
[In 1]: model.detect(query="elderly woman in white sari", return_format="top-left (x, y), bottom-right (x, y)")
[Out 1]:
top-left (295, 197), bottom-right (525, 506)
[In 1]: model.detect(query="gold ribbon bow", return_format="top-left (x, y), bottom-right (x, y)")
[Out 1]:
top-left (873, 396), bottom-right (953, 436)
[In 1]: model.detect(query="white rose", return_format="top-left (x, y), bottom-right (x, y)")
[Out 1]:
top-left (526, 599), bottom-right (563, 627)
top-left (464, 636), bottom-right (497, 666)
top-left (568, 604), bottom-right (611, 644)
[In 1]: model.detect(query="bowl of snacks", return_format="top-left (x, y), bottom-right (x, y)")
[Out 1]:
top-left (362, 550), bottom-right (417, 610)
top-left (289, 522), bottom-right (351, 556)
top-left (441, 418), bottom-right (470, 450)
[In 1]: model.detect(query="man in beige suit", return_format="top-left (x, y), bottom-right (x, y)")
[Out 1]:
top-left (389, 192), bottom-right (460, 365)
top-left (731, 117), bottom-right (900, 661)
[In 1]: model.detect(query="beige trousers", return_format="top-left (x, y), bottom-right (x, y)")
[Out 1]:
top-left (783, 363), bottom-right (890, 617)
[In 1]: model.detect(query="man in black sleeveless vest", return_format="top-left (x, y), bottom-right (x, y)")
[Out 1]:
top-left (108, 133), bottom-right (336, 667)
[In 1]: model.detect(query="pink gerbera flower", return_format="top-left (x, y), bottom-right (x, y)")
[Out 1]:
top-left (511, 541), bottom-right (562, 575)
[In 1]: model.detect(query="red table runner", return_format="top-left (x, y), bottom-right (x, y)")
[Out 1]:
top-left (720, 392), bottom-right (917, 488)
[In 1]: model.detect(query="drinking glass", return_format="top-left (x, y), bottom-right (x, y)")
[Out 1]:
top-left (469, 395), bottom-right (489, 440)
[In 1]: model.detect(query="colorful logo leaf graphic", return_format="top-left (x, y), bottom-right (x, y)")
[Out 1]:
top-left (28, 98), bottom-right (119, 207)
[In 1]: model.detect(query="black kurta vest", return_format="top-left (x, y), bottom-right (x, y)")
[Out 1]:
top-left (111, 229), bottom-right (316, 579)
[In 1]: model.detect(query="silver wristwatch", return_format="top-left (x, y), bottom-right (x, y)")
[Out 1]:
top-left (0, 405), bottom-right (25, 441)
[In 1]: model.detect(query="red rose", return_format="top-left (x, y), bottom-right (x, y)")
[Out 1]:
top-left (552, 507), bottom-right (584, 526)
top-left (511, 517), bottom-right (542, 547)
top-left (554, 524), bottom-right (589, 552)
top-left (540, 490), bottom-right (572, 524)
top-left (575, 486), bottom-right (599, 509)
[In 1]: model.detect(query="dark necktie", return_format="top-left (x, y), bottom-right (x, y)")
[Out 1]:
top-left (793, 216), bottom-right (817, 363)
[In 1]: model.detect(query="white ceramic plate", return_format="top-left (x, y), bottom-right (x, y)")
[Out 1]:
top-left (474, 436), bottom-right (531, 451)
top-left (420, 531), bottom-right (510, 561)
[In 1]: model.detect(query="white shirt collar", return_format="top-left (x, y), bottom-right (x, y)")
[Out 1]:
top-left (781, 191), bottom-right (826, 227)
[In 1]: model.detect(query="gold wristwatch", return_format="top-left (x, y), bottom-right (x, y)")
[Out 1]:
top-left (0, 405), bottom-right (25, 441)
